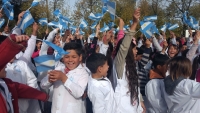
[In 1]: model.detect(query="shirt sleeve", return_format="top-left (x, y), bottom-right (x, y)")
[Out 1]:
top-left (63, 71), bottom-right (89, 99)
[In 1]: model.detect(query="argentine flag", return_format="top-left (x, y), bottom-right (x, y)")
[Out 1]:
top-left (2, 2), bottom-right (14, 20)
top-left (38, 18), bottom-right (48, 26)
top-left (0, 19), bottom-right (5, 28)
top-left (53, 9), bottom-right (62, 18)
top-left (143, 15), bottom-right (157, 22)
top-left (31, 0), bottom-right (41, 7)
top-left (100, 23), bottom-right (109, 32)
top-left (34, 55), bottom-right (55, 73)
top-left (168, 24), bottom-right (179, 31)
top-left (48, 21), bottom-right (59, 28)
top-left (140, 21), bottom-right (154, 38)
top-left (189, 16), bottom-right (199, 30)
top-left (80, 30), bottom-right (85, 35)
top-left (88, 13), bottom-right (103, 21)
top-left (18, 11), bottom-right (34, 33)
top-left (79, 19), bottom-right (88, 30)
top-left (90, 21), bottom-right (98, 30)
top-left (107, 1), bottom-right (116, 20)
top-left (44, 40), bottom-right (69, 61)
top-left (160, 23), bottom-right (167, 32)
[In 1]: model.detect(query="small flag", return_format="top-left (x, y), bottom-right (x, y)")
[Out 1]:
top-left (107, 1), bottom-right (116, 20)
top-left (0, 19), bottom-right (5, 28)
top-left (18, 11), bottom-right (34, 33)
top-left (88, 13), bottom-right (103, 21)
top-left (108, 21), bottom-right (115, 29)
top-left (102, 6), bottom-right (108, 15)
top-left (140, 21), bottom-right (154, 38)
top-left (31, 0), bottom-right (41, 7)
top-left (143, 15), bottom-right (157, 22)
top-left (168, 24), bottom-right (179, 31)
top-left (89, 33), bottom-right (95, 39)
top-left (160, 23), bottom-right (167, 32)
top-left (48, 21), bottom-right (59, 28)
top-left (79, 19), bottom-right (88, 30)
top-left (44, 40), bottom-right (69, 61)
top-left (80, 30), bottom-right (85, 35)
top-left (2, 2), bottom-right (14, 20)
top-left (34, 55), bottom-right (55, 73)
top-left (38, 18), bottom-right (48, 26)
top-left (90, 21), bottom-right (98, 30)
top-left (53, 9), bottom-right (62, 18)
top-left (100, 23), bottom-right (109, 32)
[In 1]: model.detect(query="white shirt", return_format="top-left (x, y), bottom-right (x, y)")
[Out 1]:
top-left (98, 41), bottom-right (109, 56)
top-left (88, 76), bottom-right (115, 113)
top-left (6, 60), bottom-right (38, 113)
top-left (145, 79), bottom-right (167, 113)
top-left (40, 64), bottom-right (89, 113)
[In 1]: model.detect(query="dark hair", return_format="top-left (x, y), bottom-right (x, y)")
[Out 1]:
top-left (63, 42), bottom-right (83, 56)
top-left (167, 56), bottom-right (192, 81)
top-left (137, 47), bottom-right (144, 55)
top-left (115, 37), bottom-right (139, 105)
top-left (191, 55), bottom-right (200, 80)
top-left (0, 35), bottom-right (7, 44)
top-left (152, 54), bottom-right (169, 68)
top-left (126, 41), bottom-right (139, 105)
top-left (34, 40), bottom-right (42, 52)
top-left (167, 44), bottom-right (179, 58)
top-left (86, 53), bottom-right (107, 73)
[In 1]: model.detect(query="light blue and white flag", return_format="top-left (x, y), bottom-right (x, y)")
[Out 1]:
top-left (60, 16), bottom-right (72, 23)
top-left (150, 23), bottom-right (159, 34)
top-left (160, 23), bottom-right (167, 32)
top-left (108, 21), bottom-right (115, 29)
top-left (34, 55), bottom-right (55, 73)
top-left (91, 21), bottom-right (98, 30)
top-left (102, 6), bottom-right (108, 15)
top-left (189, 16), bottom-right (199, 30)
top-left (18, 11), bottom-right (34, 33)
top-left (168, 24), bottom-right (179, 31)
top-left (107, 1), bottom-right (116, 20)
top-left (140, 21), bottom-right (154, 38)
top-left (124, 25), bottom-right (130, 30)
top-left (79, 19), bottom-right (88, 30)
top-left (80, 30), bottom-right (85, 35)
top-left (89, 33), bottom-right (95, 39)
top-left (48, 21), bottom-right (59, 28)
top-left (53, 9), bottom-right (62, 18)
top-left (100, 23), bottom-right (109, 32)
top-left (88, 13), bottom-right (103, 21)
top-left (44, 40), bottom-right (69, 61)
top-left (2, 2), bottom-right (14, 20)
top-left (38, 18), bottom-right (48, 26)
top-left (143, 15), bottom-right (157, 22)
top-left (31, 0), bottom-right (41, 7)
top-left (0, 19), bottom-right (5, 28)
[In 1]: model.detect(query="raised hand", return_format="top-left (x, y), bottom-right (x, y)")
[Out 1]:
top-left (119, 18), bottom-right (125, 30)
top-left (32, 22), bottom-right (39, 36)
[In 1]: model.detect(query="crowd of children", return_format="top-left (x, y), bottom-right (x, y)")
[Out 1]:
top-left (1, 7), bottom-right (200, 113)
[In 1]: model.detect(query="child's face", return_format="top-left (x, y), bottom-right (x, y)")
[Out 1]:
top-left (168, 46), bottom-right (178, 58)
top-left (63, 50), bottom-right (82, 70)
top-left (99, 61), bottom-right (109, 77)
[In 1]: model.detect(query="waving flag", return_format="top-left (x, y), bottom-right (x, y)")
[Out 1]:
top-left (89, 33), bottom-right (95, 39)
top-left (44, 40), bottom-right (69, 61)
top-left (107, 1), bottom-right (116, 20)
top-left (31, 0), bottom-right (41, 7)
top-left (143, 15), bottom-right (157, 22)
top-left (100, 23), bottom-right (109, 32)
top-left (38, 18), bottom-right (48, 26)
top-left (53, 9), bottom-right (62, 18)
top-left (2, 2), bottom-right (14, 20)
top-left (60, 15), bottom-right (72, 23)
top-left (108, 22), bottom-right (115, 29)
top-left (150, 23), bottom-right (159, 34)
top-left (102, 6), bottom-right (108, 15)
top-left (79, 19), bottom-right (88, 30)
top-left (91, 21), bottom-right (98, 30)
top-left (80, 30), bottom-right (85, 35)
top-left (18, 11), bottom-right (34, 33)
top-left (34, 55), bottom-right (55, 72)
top-left (188, 16), bottom-right (199, 30)
top-left (88, 13), bottom-right (103, 21)
top-left (0, 19), bottom-right (5, 28)
top-left (140, 21), bottom-right (154, 38)
top-left (160, 23), bottom-right (167, 32)
top-left (168, 24), bottom-right (179, 31)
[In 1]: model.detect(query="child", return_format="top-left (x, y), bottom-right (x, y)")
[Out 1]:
top-left (0, 34), bottom-right (48, 113)
top-left (86, 53), bottom-right (115, 113)
top-left (163, 56), bottom-right (200, 113)
top-left (145, 54), bottom-right (169, 113)
top-left (40, 42), bottom-right (89, 113)
top-left (113, 8), bottom-right (144, 113)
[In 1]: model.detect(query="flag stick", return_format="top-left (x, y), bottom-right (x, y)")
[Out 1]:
top-left (7, 19), bottom-right (9, 26)
top-left (27, 6), bottom-right (32, 11)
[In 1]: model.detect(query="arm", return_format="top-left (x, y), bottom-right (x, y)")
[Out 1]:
top-left (40, 75), bottom-right (53, 90)
top-left (22, 23), bottom-right (38, 62)
top-left (117, 18), bottom-right (125, 43)
top-left (0, 35), bottom-right (25, 70)
top-left (63, 71), bottom-right (88, 98)
top-left (114, 8), bottom-right (140, 79)
top-left (152, 37), bottom-right (162, 52)
top-left (39, 29), bottom-right (59, 56)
